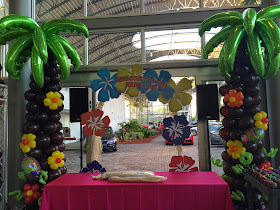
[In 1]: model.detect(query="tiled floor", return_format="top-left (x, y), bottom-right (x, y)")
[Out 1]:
top-left (64, 136), bottom-right (224, 175)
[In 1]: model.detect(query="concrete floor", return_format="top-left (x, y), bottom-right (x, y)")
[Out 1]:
top-left (64, 136), bottom-right (224, 175)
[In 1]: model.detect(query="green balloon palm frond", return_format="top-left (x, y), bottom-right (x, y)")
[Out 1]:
top-left (0, 14), bottom-right (89, 87)
top-left (199, 6), bottom-right (280, 79)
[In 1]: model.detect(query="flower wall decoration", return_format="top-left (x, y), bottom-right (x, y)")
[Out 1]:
top-left (223, 89), bottom-right (244, 108)
top-left (115, 64), bottom-right (143, 97)
top-left (159, 78), bottom-right (192, 112)
top-left (169, 156), bottom-right (198, 172)
top-left (254, 111), bottom-right (268, 131)
top-left (138, 69), bottom-right (174, 101)
top-left (47, 151), bottom-right (65, 170)
top-left (80, 109), bottom-right (110, 136)
top-left (162, 115), bottom-right (190, 145)
top-left (91, 68), bottom-right (121, 102)
top-left (20, 133), bottom-right (36, 153)
top-left (43, 91), bottom-right (63, 110)
top-left (22, 184), bottom-right (41, 204)
top-left (227, 140), bottom-right (246, 159)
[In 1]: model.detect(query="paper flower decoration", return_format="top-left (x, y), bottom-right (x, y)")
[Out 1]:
top-left (162, 115), bottom-right (190, 145)
top-left (47, 151), bottom-right (65, 170)
top-left (80, 109), bottom-right (110, 136)
top-left (115, 64), bottom-right (143, 97)
top-left (159, 78), bottom-right (192, 112)
top-left (169, 156), bottom-right (198, 172)
top-left (23, 184), bottom-right (41, 204)
top-left (227, 140), bottom-right (246, 159)
top-left (91, 68), bottom-right (121, 102)
top-left (138, 69), bottom-right (174, 101)
top-left (80, 160), bottom-right (106, 173)
top-left (223, 89), bottom-right (244, 108)
top-left (43, 91), bottom-right (63, 110)
top-left (254, 111), bottom-right (268, 131)
top-left (20, 133), bottom-right (36, 153)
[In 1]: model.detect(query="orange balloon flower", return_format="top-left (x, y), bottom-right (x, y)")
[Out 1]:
top-left (224, 89), bottom-right (244, 108)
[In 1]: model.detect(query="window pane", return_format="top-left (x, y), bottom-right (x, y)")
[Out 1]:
top-left (87, 0), bottom-right (140, 16)
top-left (204, 0), bottom-right (260, 8)
top-left (142, 28), bottom-right (201, 62)
top-left (89, 32), bottom-right (141, 64)
top-left (36, 0), bottom-right (83, 21)
top-left (145, 0), bottom-right (199, 13)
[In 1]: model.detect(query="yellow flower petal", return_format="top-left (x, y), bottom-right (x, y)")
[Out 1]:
top-left (260, 111), bottom-right (267, 118)
top-left (126, 87), bottom-right (139, 97)
top-left (52, 151), bottom-right (61, 158)
top-left (234, 140), bottom-right (243, 147)
top-left (254, 113), bottom-right (262, 121)
top-left (29, 141), bottom-right (36, 148)
top-left (255, 121), bottom-right (262, 128)
top-left (169, 97), bottom-right (182, 112)
top-left (232, 152), bottom-right (240, 159)
top-left (20, 143), bottom-right (23, 149)
top-left (180, 92), bottom-right (192, 106)
top-left (58, 152), bottom-right (64, 159)
top-left (48, 156), bottom-right (56, 164)
top-left (239, 147), bottom-right (246, 155)
top-left (118, 67), bottom-right (131, 77)
top-left (262, 124), bottom-right (268, 131)
top-left (50, 163), bottom-right (58, 170)
top-left (27, 133), bottom-right (36, 141)
top-left (22, 146), bottom-right (31, 153)
top-left (49, 103), bottom-right (58, 110)
top-left (227, 148), bottom-right (232, 156)
top-left (176, 78), bottom-right (192, 92)
top-left (57, 99), bottom-right (63, 106)
top-left (58, 160), bottom-right (64, 168)
top-left (159, 93), bottom-right (169, 104)
top-left (22, 134), bottom-right (28, 140)
top-left (166, 79), bottom-right (176, 90)
top-left (131, 64), bottom-right (143, 76)
top-left (44, 98), bottom-right (52, 106)
top-left (46, 91), bottom-right (54, 99)
top-left (115, 81), bottom-right (126, 93)
top-left (54, 92), bottom-right (61, 99)
top-left (227, 140), bottom-right (234, 147)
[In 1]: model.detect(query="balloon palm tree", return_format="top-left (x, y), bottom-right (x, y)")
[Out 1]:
top-left (200, 6), bottom-right (280, 209)
top-left (2, 14), bottom-right (88, 208)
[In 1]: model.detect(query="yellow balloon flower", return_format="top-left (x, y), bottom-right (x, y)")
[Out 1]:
top-left (20, 133), bottom-right (36, 153)
top-left (115, 64), bottom-right (143, 97)
top-left (227, 140), bottom-right (246, 159)
top-left (43, 91), bottom-right (63, 110)
top-left (48, 151), bottom-right (65, 170)
top-left (254, 111), bottom-right (268, 131)
top-left (159, 78), bottom-right (192, 112)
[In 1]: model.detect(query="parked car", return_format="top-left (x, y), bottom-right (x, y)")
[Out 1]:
top-left (165, 126), bottom-right (194, 145)
top-left (209, 123), bottom-right (222, 145)
top-left (101, 127), bottom-right (117, 152)
top-left (190, 127), bottom-right (197, 136)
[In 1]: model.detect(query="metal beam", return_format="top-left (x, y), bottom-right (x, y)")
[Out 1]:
top-left (72, 5), bottom-right (260, 32)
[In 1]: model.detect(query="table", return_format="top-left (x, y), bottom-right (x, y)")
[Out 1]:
top-left (40, 172), bottom-right (233, 210)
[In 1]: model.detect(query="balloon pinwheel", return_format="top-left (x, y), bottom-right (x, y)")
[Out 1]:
top-left (199, 5), bottom-right (280, 79)
top-left (0, 14), bottom-right (89, 87)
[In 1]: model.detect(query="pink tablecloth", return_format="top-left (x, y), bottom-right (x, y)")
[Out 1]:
top-left (40, 172), bottom-right (233, 210)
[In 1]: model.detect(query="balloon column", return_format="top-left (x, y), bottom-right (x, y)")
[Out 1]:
top-left (199, 6), bottom-right (280, 209)
top-left (2, 15), bottom-right (88, 208)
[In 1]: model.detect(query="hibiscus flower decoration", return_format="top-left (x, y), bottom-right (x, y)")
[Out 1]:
top-left (91, 68), bottom-right (121, 102)
top-left (23, 184), bottom-right (41, 204)
top-left (223, 89), bottom-right (244, 108)
top-left (169, 156), bottom-right (198, 172)
top-left (138, 69), bottom-right (174, 101)
top-left (43, 91), bottom-right (63, 110)
top-left (227, 140), bottom-right (246, 159)
top-left (47, 151), bottom-right (65, 170)
top-left (254, 111), bottom-right (268, 131)
top-left (80, 109), bottom-right (110, 136)
top-left (159, 78), bottom-right (192, 112)
top-left (162, 115), bottom-right (190, 145)
top-left (115, 64), bottom-right (143, 97)
top-left (20, 133), bottom-right (36, 153)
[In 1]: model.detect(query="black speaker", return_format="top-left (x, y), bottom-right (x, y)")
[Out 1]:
top-left (196, 84), bottom-right (219, 120)
top-left (70, 88), bottom-right (94, 122)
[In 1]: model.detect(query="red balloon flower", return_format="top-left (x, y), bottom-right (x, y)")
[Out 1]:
top-left (80, 109), bottom-right (110, 136)
top-left (22, 184), bottom-right (41, 204)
